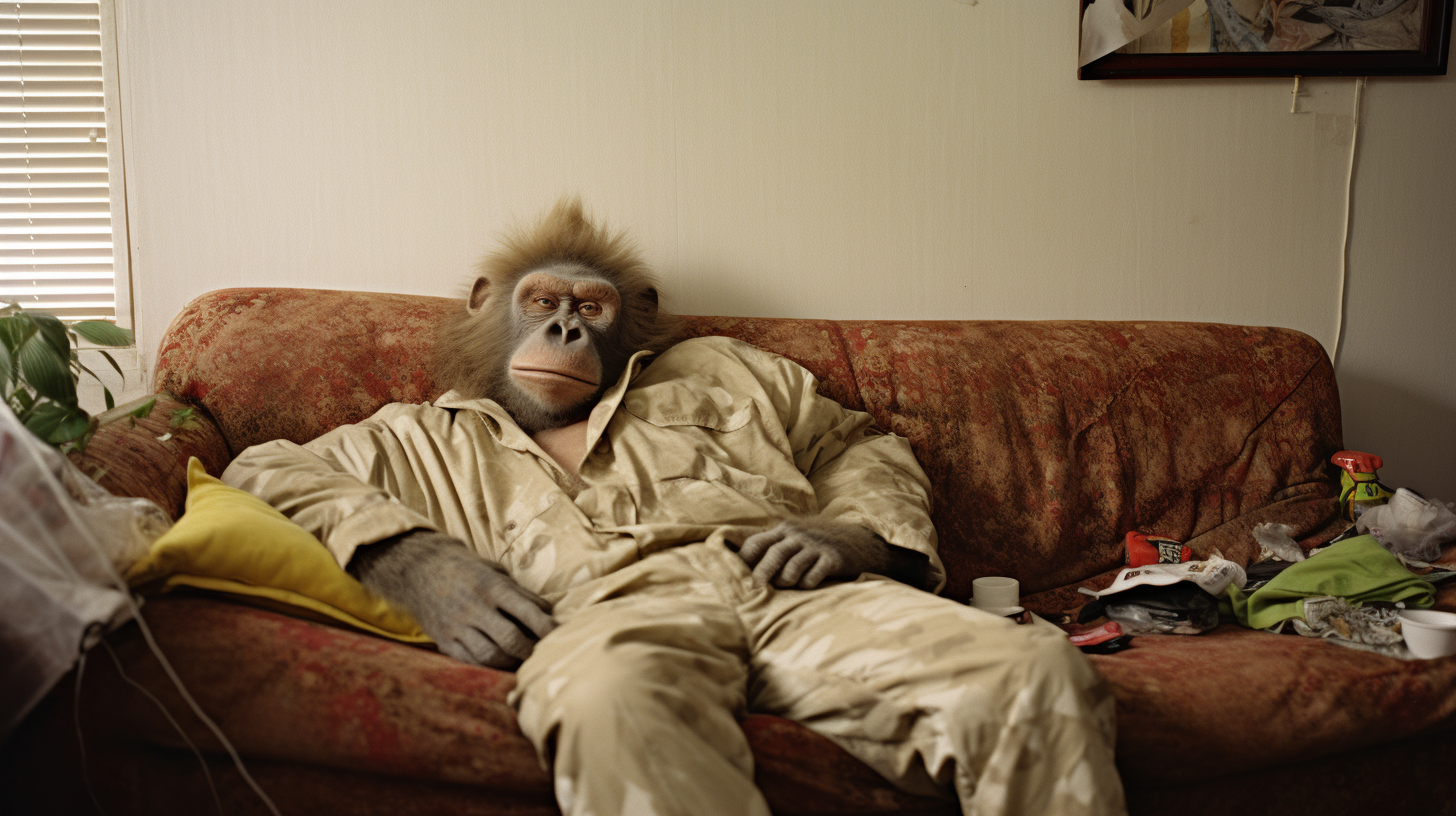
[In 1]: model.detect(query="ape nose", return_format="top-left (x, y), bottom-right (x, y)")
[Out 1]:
top-left (547, 319), bottom-right (585, 346)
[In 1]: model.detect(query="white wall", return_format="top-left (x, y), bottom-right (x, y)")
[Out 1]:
top-left (114, 0), bottom-right (1455, 499)
top-left (1337, 74), bottom-right (1456, 501)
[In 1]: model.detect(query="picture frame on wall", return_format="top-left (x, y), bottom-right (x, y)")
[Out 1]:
top-left (1078, 0), bottom-right (1455, 79)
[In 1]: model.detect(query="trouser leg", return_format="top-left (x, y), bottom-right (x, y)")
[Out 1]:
top-left (745, 577), bottom-right (1127, 816)
top-left (513, 589), bottom-right (770, 816)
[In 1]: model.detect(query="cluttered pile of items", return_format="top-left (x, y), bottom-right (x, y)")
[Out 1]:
top-left (1064, 451), bottom-right (1456, 659)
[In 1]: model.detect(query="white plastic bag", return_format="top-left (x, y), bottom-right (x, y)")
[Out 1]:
top-left (1252, 522), bottom-right (1307, 563)
top-left (1088, 554), bottom-right (1248, 599)
top-left (1357, 488), bottom-right (1456, 563)
top-left (0, 404), bottom-right (170, 739)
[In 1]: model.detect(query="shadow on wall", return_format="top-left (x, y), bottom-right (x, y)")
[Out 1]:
top-left (666, 264), bottom-right (788, 320)
top-left (1337, 369), bottom-right (1456, 502)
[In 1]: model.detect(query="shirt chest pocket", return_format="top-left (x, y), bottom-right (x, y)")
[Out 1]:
top-left (621, 381), bottom-right (770, 478)
top-left (622, 381), bottom-right (756, 433)
top-left (618, 381), bottom-right (814, 521)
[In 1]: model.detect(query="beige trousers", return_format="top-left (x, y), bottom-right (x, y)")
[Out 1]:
top-left (511, 542), bottom-right (1125, 816)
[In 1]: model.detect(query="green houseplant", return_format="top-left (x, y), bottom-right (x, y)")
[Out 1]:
top-left (0, 301), bottom-right (151, 452)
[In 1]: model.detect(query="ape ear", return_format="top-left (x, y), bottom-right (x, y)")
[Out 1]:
top-left (639, 287), bottom-right (660, 322)
top-left (467, 276), bottom-right (491, 314)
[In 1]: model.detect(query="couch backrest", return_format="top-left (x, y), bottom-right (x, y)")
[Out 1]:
top-left (155, 288), bottom-right (1343, 601)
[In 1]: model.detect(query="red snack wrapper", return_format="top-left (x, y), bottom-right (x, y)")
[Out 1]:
top-left (1069, 621), bottom-right (1124, 647)
top-left (1124, 531), bottom-right (1191, 567)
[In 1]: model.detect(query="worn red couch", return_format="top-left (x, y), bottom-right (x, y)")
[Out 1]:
top-left (6, 287), bottom-right (1456, 815)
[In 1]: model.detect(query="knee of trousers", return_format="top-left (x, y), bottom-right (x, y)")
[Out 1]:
top-left (930, 624), bottom-right (1117, 750)
top-left (995, 626), bottom-right (1115, 742)
top-left (931, 629), bottom-right (1124, 815)
top-left (515, 640), bottom-right (749, 753)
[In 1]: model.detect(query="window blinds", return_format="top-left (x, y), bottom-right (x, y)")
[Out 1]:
top-left (0, 1), bottom-right (114, 321)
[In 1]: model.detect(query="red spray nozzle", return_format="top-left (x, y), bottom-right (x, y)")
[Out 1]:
top-left (1332, 451), bottom-right (1383, 475)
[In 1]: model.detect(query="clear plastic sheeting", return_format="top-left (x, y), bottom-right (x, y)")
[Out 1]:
top-left (1357, 488), bottom-right (1456, 564)
top-left (1253, 522), bottom-right (1308, 564)
top-left (0, 403), bottom-right (171, 739)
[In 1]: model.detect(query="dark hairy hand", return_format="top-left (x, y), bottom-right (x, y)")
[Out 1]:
top-left (738, 518), bottom-right (897, 590)
top-left (349, 530), bottom-right (557, 668)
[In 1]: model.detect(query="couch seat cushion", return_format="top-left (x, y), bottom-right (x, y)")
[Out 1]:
top-left (1091, 622), bottom-right (1456, 784)
top-left (96, 597), bottom-right (951, 814)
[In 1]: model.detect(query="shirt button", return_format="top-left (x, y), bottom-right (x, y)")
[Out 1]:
top-left (506, 521), bottom-right (517, 531)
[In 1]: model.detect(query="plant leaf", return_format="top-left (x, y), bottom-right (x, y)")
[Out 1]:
top-left (169, 406), bottom-right (202, 431)
top-left (71, 320), bottom-right (134, 347)
top-left (18, 336), bottom-right (76, 405)
top-left (0, 348), bottom-right (9, 390)
top-left (103, 385), bottom-right (114, 410)
top-left (129, 396), bottom-right (156, 419)
top-left (30, 312), bottom-right (71, 359)
top-left (47, 411), bottom-right (93, 447)
top-left (25, 401), bottom-right (95, 450)
top-left (23, 401), bottom-right (71, 441)
top-left (19, 340), bottom-right (75, 402)
top-left (97, 348), bottom-right (125, 381)
top-left (76, 358), bottom-right (102, 382)
top-left (75, 359), bottom-right (115, 397)
top-left (0, 312), bottom-right (33, 354)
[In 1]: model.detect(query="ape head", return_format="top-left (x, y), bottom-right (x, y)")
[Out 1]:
top-left (435, 198), bottom-right (680, 433)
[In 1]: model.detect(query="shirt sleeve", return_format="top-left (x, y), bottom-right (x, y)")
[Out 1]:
top-left (727, 339), bottom-right (947, 593)
top-left (220, 404), bottom-right (443, 568)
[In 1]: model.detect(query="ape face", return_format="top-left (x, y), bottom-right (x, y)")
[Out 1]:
top-left (434, 198), bottom-right (679, 434)
top-left (480, 265), bottom-right (623, 427)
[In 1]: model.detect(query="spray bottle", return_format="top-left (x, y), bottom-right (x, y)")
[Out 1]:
top-left (1331, 450), bottom-right (1394, 522)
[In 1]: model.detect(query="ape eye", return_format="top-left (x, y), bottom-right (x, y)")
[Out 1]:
top-left (534, 297), bottom-right (556, 309)
top-left (579, 302), bottom-right (601, 317)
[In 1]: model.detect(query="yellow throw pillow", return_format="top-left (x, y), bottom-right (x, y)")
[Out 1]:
top-left (126, 457), bottom-right (430, 643)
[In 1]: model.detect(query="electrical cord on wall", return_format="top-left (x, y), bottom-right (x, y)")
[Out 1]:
top-left (1331, 76), bottom-right (1367, 368)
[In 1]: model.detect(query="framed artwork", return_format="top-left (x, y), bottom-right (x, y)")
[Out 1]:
top-left (1079, 0), bottom-right (1455, 79)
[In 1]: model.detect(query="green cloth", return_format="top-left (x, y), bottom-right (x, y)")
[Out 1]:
top-left (1225, 535), bottom-right (1435, 630)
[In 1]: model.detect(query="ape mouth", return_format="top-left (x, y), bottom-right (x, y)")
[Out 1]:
top-left (509, 366), bottom-right (600, 388)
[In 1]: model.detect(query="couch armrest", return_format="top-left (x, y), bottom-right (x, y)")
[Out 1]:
top-left (68, 393), bottom-right (232, 520)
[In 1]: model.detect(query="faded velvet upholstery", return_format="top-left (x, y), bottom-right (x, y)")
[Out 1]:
top-left (6, 287), bottom-right (1456, 816)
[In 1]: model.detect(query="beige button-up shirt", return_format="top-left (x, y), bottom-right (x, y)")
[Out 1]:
top-left (222, 336), bottom-right (944, 601)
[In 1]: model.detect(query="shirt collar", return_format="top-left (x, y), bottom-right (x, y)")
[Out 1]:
top-left (434, 348), bottom-right (656, 451)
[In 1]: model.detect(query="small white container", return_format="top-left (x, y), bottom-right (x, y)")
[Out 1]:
top-left (1399, 609), bottom-right (1456, 659)
top-left (972, 577), bottom-right (1019, 611)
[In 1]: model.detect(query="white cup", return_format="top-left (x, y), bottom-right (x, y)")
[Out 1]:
top-left (1400, 609), bottom-right (1456, 659)
top-left (972, 576), bottom-right (1020, 612)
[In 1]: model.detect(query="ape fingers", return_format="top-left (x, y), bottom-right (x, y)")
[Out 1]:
top-left (495, 585), bottom-right (559, 642)
top-left (749, 539), bottom-right (804, 586)
top-left (788, 549), bottom-right (845, 589)
top-left (445, 599), bottom-right (549, 666)
top-left (738, 524), bottom-right (789, 567)
top-left (770, 547), bottom-right (828, 588)
top-left (443, 627), bottom-right (519, 670)
top-left (470, 574), bottom-right (558, 660)
top-left (475, 612), bottom-right (541, 664)
top-left (740, 521), bottom-right (850, 587)
top-left (740, 520), bottom-right (899, 588)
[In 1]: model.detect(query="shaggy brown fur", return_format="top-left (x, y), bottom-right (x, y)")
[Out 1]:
top-left (434, 197), bottom-right (681, 420)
